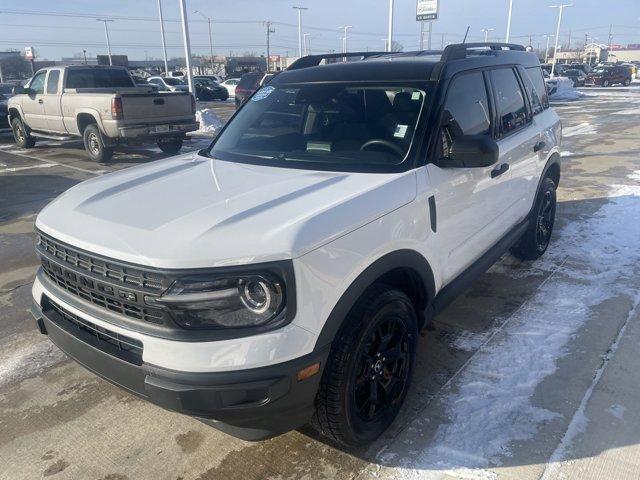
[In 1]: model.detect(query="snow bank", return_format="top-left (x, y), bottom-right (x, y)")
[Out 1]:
top-left (195, 108), bottom-right (224, 135)
top-left (549, 77), bottom-right (585, 102)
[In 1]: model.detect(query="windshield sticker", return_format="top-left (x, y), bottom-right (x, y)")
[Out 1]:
top-left (411, 91), bottom-right (422, 100)
top-left (394, 124), bottom-right (409, 138)
top-left (252, 86), bottom-right (275, 101)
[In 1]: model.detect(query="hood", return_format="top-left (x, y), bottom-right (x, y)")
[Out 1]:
top-left (36, 153), bottom-right (417, 268)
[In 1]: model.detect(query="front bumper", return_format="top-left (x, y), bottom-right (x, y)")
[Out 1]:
top-left (118, 121), bottom-right (199, 139)
top-left (31, 290), bottom-right (328, 441)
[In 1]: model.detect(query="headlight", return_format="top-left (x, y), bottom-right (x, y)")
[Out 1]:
top-left (156, 272), bottom-right (287, 330)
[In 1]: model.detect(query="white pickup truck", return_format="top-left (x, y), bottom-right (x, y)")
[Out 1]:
top-left (7, 65), bottom-right (198, 161)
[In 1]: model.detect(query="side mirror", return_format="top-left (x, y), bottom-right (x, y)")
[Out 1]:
top-left (444, 134), bottom-right (499, 168)
top-left (12, 85), bottom-right (26, 95)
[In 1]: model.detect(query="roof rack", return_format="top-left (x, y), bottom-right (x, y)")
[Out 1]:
top-left (440, 42), bottom-right (526, 61)
top-left (287, 51), bottom-right (385, 70)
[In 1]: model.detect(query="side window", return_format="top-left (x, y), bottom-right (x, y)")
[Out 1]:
top-left (525, 67), bottom-right (549, 111)
top-left (29, 71), bottom-right (47, 95)
top-left (46, 70), bottom-right (60, 94)
top-left (492, 68), bottom-right (529, 136)
top-left (439, 71), bottom-right (491, 158)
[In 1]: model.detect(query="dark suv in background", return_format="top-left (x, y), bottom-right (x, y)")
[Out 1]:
top-left (585, 65), bottom-right (632, 87)
top-left (234, 72), bottom-right (274, 108)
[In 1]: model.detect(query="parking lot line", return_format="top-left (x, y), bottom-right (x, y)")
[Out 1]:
top-left (0, 149), bottom-right (109, 175)
top-left (0, 163), bottom-right (56, 174)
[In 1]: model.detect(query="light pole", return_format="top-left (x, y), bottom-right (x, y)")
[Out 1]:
top-left (178, 0), bottom-right (194, 94)
top-left (82, 50), bottom-right (88, 65)
top-left (342, 26), bottom-right (353, 55)
top-left (293, 6), bottom-right (308, 58)
top-left (265, 21), bottom-right (275, 72)
top-left (481, 28), bottom-right (495, 42)
top-left (505, 0), bottom-right (513, 42)
top-left (194, 10), bottom-right (215, 73)
top-left (96, 19), bottom-right (114, 65)
top-left (157, 0), bottom-right (169, 75)
top-left (544, 34), bottom-right (553, 63)
top-left (387, 0), bottom-right (394, 52)
top-left (550, 4), bottom-right (572, 77)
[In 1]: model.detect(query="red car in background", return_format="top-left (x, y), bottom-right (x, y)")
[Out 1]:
top-left (585, 65), bottom-right (632, 87)
top-left (234, 72), bottom-right (275, 108)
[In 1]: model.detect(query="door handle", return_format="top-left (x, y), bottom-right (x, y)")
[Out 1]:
top-left (533, 141), bottom-right (546, 152)
top-left (491, 163), bottom-right (509, 179)
top-left (38, 99), bottom-right (44, 104)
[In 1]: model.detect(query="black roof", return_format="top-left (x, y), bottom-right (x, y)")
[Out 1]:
top-left (274, 43), bottom-right (540, 85)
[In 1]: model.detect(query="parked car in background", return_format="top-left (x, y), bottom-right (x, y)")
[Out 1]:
top-left (235, 72), bottom-right (274, 108)
top-left (541, 63), bottom-right (566, 76)
top-left (220, 78), bottom-right (240, 97)
top-left (569, 63), bottom-right (592, 74)
top-left (585, 65), bottom-right (632, 87)
top-left (563, 69), bottom-right (587, 87)
top-left (0, 83), bottom-right (16, 96)
top-left (148, 76), bottom-right (189, 92)
top-left (30, 44), bottom-right (561, 447)
top-left (0, 93), bottom-right (9, 130)
top-left (193, 76), bottom-right (229, 101)
top-left (8, 66), bottom-right (198, 161)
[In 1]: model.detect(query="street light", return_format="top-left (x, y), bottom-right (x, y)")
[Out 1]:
top-left (387, 0), bottom-right (394, 52)
top-left (505, 0), bottom-right (513, 42)
top-left (481, 28), bottom-right (495, 42)
top-left (178, 0), bottom-right (194, 93)
top-left (303, 33), bottom-right (311, 55)
top-left (550, 4), bottom-right (573, 77)
top-left (293, 6), bottom-right (308, 58)
top-left (157, 0), bottom-right (169, 75)
top-left (341, 25), bottom-right (353, 58)
top-left (194, 10), bottom-right (215, 73)
top-left (96, 19), bottom-right (114, 65)
top-left (544, 34), bottom-right (554, 63)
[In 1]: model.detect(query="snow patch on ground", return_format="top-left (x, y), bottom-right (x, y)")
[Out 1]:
top-left (549, 77), bottom-right (585, 102)
top-left (386, 171), bottom-right (640, 478)
top-left (560, 151), bottom-right (575, 158)
top-left (0, 338), bottom-right (66, 388)
top-left (195, 108), bottom-right (225, 135)
top-left (612, 107), bottom-right (640, 115)
top-left (563, 122), bottom-right (597, 137)
top-left (606, 404), bottom-right (626, 420)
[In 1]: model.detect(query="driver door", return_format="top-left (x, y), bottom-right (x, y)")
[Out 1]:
top-left (424, 70), bottom-right (513, 284)
top-left (21, 70), bottom-right (48, 131)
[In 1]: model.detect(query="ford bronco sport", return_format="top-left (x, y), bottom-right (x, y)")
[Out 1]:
top-left (31, 43), bottom-right (561, 446)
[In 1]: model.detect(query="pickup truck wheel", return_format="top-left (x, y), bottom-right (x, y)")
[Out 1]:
top-left (511, 177), bottom-right (557, 260)
top-left (11, 117), bottom-right (36, 148)
top-left (312, 284), bottom-right (418, 447)
top-left (157, 138), bottom-right (183, 154)
top-left (83, 124), bottom-right (113, 162)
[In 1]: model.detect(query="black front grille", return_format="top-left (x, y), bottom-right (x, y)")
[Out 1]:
top-left (36, 231), bottom-right (171, 326)
top-left (43, 296), bottom-right (143, 365)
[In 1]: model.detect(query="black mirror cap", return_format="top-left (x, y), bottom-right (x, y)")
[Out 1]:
top-left (447, 134), bottom-right (499, 168)
top-left (12, 85), bottom-right (26, 95)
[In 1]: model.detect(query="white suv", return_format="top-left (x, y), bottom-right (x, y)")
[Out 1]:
top-left (31, 44), bottom-right (561, 446)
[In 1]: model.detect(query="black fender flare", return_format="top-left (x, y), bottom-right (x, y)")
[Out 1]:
top-left (313, 249), bottom-right (436, 351)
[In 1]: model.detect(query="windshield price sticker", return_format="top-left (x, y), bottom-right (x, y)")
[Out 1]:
top-left (252, 86), bottom-right (275, 102)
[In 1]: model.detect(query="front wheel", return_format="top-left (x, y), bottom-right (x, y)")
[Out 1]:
top-left (511, 177), bottom-right (557, 261)
top-left (603, 79), bottom-right (610, 87)
top-left (624, 78), bottom-right (631, 86)
top-left (157, 138), bottom-right (183, 154)
top-left (83, 124), bottom-right (113, 162)
top-left (312, 285), bottom-right (418, 447)
top-left (11, 117), bottom-right (36, 148)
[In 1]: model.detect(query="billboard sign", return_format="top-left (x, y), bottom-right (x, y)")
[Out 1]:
top-left (417, 0), bottom-right (439, 21)
top-left (24, 46), bottom-right (35, 61)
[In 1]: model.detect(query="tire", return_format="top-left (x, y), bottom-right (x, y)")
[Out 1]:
top-left (83, 124), bottom-right (113, 162)
top-left (511, 177), bottom-right (557, 261)
top-left (11, 117), bottom-right (36, 148)
top-left (312, 284), bottom-right (418, 447)
top-left (602, 79), bottom-right (610, 87)
top-left (157, 138), bottom-right (183, 154)
top-left (220, 91), bottom-right (229, 101)
top-left (624, 78), bottom-right (631, 87)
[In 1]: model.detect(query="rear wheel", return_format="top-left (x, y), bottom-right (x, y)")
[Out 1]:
top-left (83, 124), bottom-right (113, 162)
top-left (11, 117), bottom-right (36, 148)
top-left (312, 285), bottom-right (418, 447)
top-left (624, 78), bottom-right (631, 87)
top-left (603, 79), bottom-right (610, 87)
top-left (511, 177), bottom-right (557, 261)
top-left (157, 138), bottom-right (183, 154)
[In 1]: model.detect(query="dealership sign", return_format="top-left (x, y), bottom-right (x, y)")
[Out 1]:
top-left (416, 0), bottom-right (439, 21)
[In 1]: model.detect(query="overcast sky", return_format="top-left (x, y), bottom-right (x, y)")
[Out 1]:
top-left (1, 0), bottom-right (639, 60)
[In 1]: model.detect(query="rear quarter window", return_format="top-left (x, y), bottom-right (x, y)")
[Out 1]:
top-left (525, 67), bottom-right (549, 112)
top-left (66, 68), bottom-right (134, 89)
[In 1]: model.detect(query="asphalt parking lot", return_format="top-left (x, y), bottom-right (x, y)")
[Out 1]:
top-left (2, 88), bottom-right (640, 480)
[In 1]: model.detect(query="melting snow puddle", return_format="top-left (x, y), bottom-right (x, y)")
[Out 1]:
top-left (0, 337), bottom-right (66, 389)
top-left (562, 122), bottom-right (598, 137)
top-left (376, 172), bottom-right (640, 479)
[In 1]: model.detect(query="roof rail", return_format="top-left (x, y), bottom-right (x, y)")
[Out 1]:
top-left (287, 51), bottom-right (385, 70)
top-left (441, 42), bottom-right (526, 62)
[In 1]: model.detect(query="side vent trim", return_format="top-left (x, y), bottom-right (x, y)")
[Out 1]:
top-left (428, 195), bottom-right (437, 233)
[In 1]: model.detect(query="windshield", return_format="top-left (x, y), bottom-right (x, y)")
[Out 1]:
top-left (210, 83), bottom-right (428, 171)
top-left (164, 77), bottom-right (185, 86)
top-left (196, 78), bottom-right (217, 87)
top-left (592, 67), bottom-right (610, 74)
